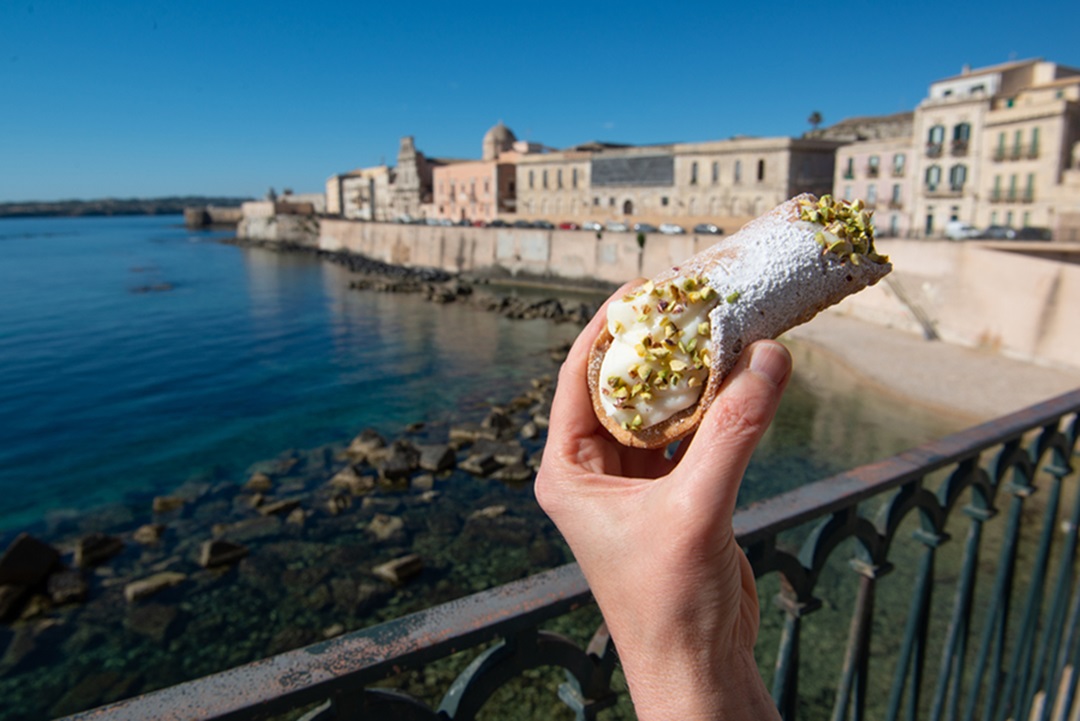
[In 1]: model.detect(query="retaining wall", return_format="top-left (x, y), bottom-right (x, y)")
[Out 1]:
top-left (318, 219), bottom-right (1080, 370)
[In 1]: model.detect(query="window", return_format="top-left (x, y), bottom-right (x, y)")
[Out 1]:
top-left (1025, 173), bottom-right (1035, 201)
top-left (1006, 210), bottom-right (1014, 225)
top-left (949, 164), bottom-right (967, 191)
top-left (891, 184), bottom-right (901, 204)
top-left (593, 197), bottom-right (599, 207)
top-left (1023, 211), bottom-right (1031, 227)
top-left (572, 168), bottom-right (578, 188)
top-left (953, 123), bottom-right (971, 142)
top-left (1031, 127), bottom-right (1040, 157)
top-left (734, 160), bottom-right (742, 183)
top-left (557, 169), bottom-right (563, 189)
top-left (867, 155), bottom-right (880, 177)
top-left (542, 170), bottom-right (548, 189)
top-left (991, 211), bottom-right (998, 225)
top-left (711, 162), bottom-right (719, 184)
top-left (690, 162), bottom-right (699, 185)
top-left (609, 197), bottom-right (615, 207)
top-left (661, 196), bottom-right (669, 206)
top-left (844, 157), bottom-right (854, 179)
top-left (925, 164), bottom-right (942, 191)
top-left (996, 132), bottom-right (1006, 160)
top-left (928, 125), bottom-right (945, 144)
top-left (1009, 174), bottom-right (1017, 200)
top-left (889, 214), bottom-right (899, 236)
top-left (843, 185), bottom-right (852, 201)
top-left (866, 184), bottom-right (877, 205)
top-left (484, 179), bottom-right (490, 194)
top-left (925, 207), bottom-right (935, 235)
top-left (529, 170), bottom-right (534, 189)
top-left (893, 153), bottom-right (905, 176)
top-left (757, 159), bottom-right (765, 181)
top-left (1012, 130), bottom-right (1022, 158)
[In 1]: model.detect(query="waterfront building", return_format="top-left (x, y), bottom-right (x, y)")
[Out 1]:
top-left (832, 58), bottom-right (1080, 239)
top-left (515, 136), bottom-right (839, 226)
top-left (430, 123), bottom-right (528, 223)
top-left (325, 136), bottom-right (441, 221)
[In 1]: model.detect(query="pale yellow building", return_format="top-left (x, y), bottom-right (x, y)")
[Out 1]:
top-left (911, 59), bottom-right (1080, 237)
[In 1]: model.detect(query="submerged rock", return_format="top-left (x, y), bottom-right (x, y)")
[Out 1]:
top-left (74, 533), bottom-right (124, 568)
top-left (372, 554), bottom-right (423, 586)
top-left (124, 572), bottom-right (187, 602)
top-left (198, 539), bottom-right (249, 569)
top-left (47, 570), bottom-right (89, 605)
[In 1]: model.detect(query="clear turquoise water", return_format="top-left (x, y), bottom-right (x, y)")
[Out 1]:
top-left (0, 215), bottom-right (582, 534)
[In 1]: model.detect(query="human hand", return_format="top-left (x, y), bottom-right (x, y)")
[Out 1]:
top-left (535, 281), bottom-right (790, 720)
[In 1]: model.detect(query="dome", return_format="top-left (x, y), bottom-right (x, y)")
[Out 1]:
top-left (482, 122), bottom-right (517, 160)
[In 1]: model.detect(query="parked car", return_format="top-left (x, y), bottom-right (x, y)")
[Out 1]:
top-left (976, 225), bottom-right (1016, 240)
top-left (512, 220), bottom-right (534, 228)
top-left (605, 221), bottom-right (629, 232)
top-left (534, 220), bottom-right (555, 229)
top-left (659, 223), bottom-right (686, 235)
top-left (632, 223), bottom-right (658, 234)
top-left (945, 220), bottom-right (980, 240)
top-left (488, 219), bottom-right (508, 227)
top-left (582, 221), bottom-right (603, 232)
top-left (472, 220), bottom-right (487, 227)
top-left (693, 223), bottom-right (723, 235)
top-left (558, 221), bottom-right (580, 230)
top-left (1013, 226), bottom-right (1052, 241)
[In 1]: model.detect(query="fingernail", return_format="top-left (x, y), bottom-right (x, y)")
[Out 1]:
top-left (749, 343), bottom-right (789, 387)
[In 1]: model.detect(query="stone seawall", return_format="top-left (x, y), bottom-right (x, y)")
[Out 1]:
top-left (317, 219), bottom-right (1080, 371)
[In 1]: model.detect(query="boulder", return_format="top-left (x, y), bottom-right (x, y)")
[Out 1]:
top-left (329, 465), bottom-right (375, 496)
top-left (373, 440), bottom-right (420, 481)
top-left (372, 554), bottom-right (423, 586)
top-left (481, 408), bottom-right (514, 433)
top-left (0, 533), bottom-right (61, 586)
top-left (346, 429), bottom-right (387, 462)
top-left (325, 493), bottom-right (352, 516)
top-left (47, 570), bottom-right (89, 605)
top-left (74, 533), bottom-right (124, 568)
top-left (411, 473), bottom-right (435, 492)
top-left (212, 516), bottom-right (281, 543)
top-left (133, 523), bottom-right (165, 545)
top-left (459, 453), bottom-right (502, 477)
top-left (244, 472), bottom-right (273, 493)
top-left (492, 463), bottom-right (534, 484)
top-left (471, 438), bottom-right (526, 466)
top-left (519, 421), bottom-right (539, 440)
top-left (124, 572), bottom-right (187, 602)
top-left (0, 584), bottom-right (29, 622)
top-left (367, 514), bottom-right (406, 543)
top-left (198, 539), bottom-right (249, 569)
top-left (416, 444), bottom-right (456, 473)
top-left (285, 508), bottom-right (307, 526)
top-left (152, 496), bottom-right (186, 514)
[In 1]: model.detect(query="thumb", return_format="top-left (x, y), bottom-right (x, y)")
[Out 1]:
top-left (675, 340), bottom-right (791, 517)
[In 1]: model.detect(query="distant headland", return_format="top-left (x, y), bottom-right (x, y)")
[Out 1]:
top-left (0, 196), bottom-right (252, 219)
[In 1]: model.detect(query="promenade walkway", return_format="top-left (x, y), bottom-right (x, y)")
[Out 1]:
top-left (787, 311), bottom-right (1080, 422)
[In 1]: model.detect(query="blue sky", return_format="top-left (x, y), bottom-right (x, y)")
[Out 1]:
top-left (2, 0), bottom-right (1079, 202)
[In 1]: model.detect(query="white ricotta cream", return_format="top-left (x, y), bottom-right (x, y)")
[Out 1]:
top-left (598, 277), bottom-right (720, 430)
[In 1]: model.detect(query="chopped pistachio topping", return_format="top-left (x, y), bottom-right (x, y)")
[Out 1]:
top-left (602, 275), bottom-right (727, 430)
top-left (798, 195), bottom-right (889, 265)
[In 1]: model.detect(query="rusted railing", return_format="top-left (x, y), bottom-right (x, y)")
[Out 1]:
top-left (64, 389), bottom-right (1080, 721)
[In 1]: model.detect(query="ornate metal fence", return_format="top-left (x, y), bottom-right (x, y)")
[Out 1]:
top-left (63, 389), bottom-right (1080, 721)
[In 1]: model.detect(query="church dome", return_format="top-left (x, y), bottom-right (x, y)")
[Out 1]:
top-left (482, 122), bottom-right (517, 160)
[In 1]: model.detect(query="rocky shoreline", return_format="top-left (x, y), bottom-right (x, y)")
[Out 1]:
top-left (0, 242), bottom-right (610, 720)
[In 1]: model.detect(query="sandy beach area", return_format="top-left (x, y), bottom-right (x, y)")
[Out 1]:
top-left (786, 310), bottom-right (1080, 424)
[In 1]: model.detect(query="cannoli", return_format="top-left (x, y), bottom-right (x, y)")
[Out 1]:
top-left (588, 193), bottom-right (891, 448)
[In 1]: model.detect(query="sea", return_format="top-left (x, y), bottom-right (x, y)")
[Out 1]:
top-left (0, 214), bottom-right (966, 719)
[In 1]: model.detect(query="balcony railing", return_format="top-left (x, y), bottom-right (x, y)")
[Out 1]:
top-left (990, 189), bottom-right (1036, 203)
top-left (994, 145), bottom-right (1040, 162)
top-left (62, 390), bottom-right (1080, 721)
top-left (926, 143), bottom-right (944, 158)
top-left (951, 139), bottom-right (970, 156)
top-left (926, 185), bottom-right (964, 198)
top-left (866, 166), bottom-right (880, 178)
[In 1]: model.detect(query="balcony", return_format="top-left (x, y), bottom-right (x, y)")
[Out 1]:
top-left (990, 189), bottom-right (1034, 203)
top-left (892, 166), bottom-right (906, 178)
top-left (951, 139), bottom-right (969, 156)
top-left (865, 166), bottom-right (880, 178)
top-left (926, 185), bottom-right (963, 198)
top-left (926, 142), bottom-right (944, 158)
top-left (993, 145), bottom-right (1040, 162)
top-left (61, 391), bottom-right (1080, 721)
top-left (888, 198), bottom-right (904, 209)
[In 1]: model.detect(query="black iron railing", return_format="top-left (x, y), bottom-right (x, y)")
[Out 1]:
top-left (63, 389), bottom-right (1080, 721)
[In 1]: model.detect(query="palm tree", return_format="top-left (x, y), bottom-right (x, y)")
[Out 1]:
top-left (808, 111), bottom-right (823, 130)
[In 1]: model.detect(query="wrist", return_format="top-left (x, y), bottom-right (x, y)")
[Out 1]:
top-left (617, 644), bottom-right (779, 721)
